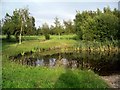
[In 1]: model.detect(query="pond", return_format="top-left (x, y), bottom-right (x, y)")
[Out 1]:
top-left (10, 51), bottom-right (120, 76)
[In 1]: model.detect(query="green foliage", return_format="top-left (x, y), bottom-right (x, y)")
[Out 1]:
top-left (80, 16), bottom-right (96, 41)
top-left (63, 20), bottom-right (75, 34)
top-left (2, 6), bottom-right (120, 42)
top-left (54, 17), bottom-right (64, 36)
top-left (2, 8), bottom-right (36, 43)
top-left (24, 16), bottom-right (36, 35)
top-left (74, 7), bottom-right (120, 41)
top-left (94, 13), bottom-right (119, 41)
top-left (2, 13), bottom-right (14, 40)
top-left (45, 34), bottom-right (50, 40)
top-left (41, 23), bottom-right (49, 34)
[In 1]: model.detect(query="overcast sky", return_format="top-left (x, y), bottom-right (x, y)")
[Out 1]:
top-left (1, 0), bottom-right (119, 28)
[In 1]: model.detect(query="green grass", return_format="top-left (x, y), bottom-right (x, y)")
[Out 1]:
top-left (2, 34), bottom-right (78, 56)
top-left (2, 34), bottom-right (111, 88)
top-left (3, 56), bottom-right (108, 88)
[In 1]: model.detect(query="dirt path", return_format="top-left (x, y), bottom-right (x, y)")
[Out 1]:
top-left (101, 74), bottom-right (120, 88)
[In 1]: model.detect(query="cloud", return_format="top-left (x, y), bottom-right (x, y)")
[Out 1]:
top-left (30, 7), bottom-right (75, 27)
top-left (34, 12), bottom-right (75, 27)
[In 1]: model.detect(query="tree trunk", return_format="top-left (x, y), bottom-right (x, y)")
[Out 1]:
top-left (19, 33), bottom-right (21, 44)
top-left (19, 22), bottom-right (22, 44)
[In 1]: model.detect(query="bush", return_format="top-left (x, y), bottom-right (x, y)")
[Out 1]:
top-left (45, 34), bottom-right (50, 40)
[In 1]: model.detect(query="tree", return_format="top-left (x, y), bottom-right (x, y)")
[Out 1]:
top-left (96, 8), bottom-right (102, 15)
top-left (12, 9), bottom-right (21, 42)
top-left (36, 26), bottom-right (42, 35)
top-left (113, 8), bottom-right (120, 40)
top-left (80, 16), bottom-right (96, 41)
top-left (49, 25), bottom-right (55, 35)
top-left (18, 8), bottom-right (30, 44)
top-left (63, 20), bottom-right (74, 34)
top-left (94, 13), bottom-right (119, 41)
top-left (2, 13), bottom-right (14, 40)
top-left (103, 6), bottom-right (112, 14)
top-left (25, 16), bottom-right (36, 35)
top-left (74, 7), bottom-right (119, 41)
top-left (2, 8), bottom-right (35, 43)
top-left (41, 22), bottom-right (50, 40)
top-left (54, 17), bottom-right (62, 39)
top-left (74, 11), bottom-right (83, 40)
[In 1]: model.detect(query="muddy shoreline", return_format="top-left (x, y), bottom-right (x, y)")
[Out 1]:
top-left (101, 74), bottom-right (120, 88)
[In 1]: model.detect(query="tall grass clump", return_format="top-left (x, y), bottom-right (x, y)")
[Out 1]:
top-left (74, 39), bottom-right (119, 52)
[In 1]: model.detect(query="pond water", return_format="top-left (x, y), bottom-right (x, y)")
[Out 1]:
top-left (10, 51), bottom-right (120, 76)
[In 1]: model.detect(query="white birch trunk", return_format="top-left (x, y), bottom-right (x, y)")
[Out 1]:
top-left (19, 21), bottom-right (22, 44)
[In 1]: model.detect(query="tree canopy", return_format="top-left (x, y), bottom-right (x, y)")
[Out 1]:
top-left (2, 8), bottom-right (35, 43)
top-left (74, 7), bottom-right (120, 41)
top-left (2, 6), bottom-right (120, 42)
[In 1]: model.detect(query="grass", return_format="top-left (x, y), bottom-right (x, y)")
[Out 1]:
top-left (2, 34), bottom-right (114, 88)
top-left (2, 34), bottom-right (78, 56)
top-left (3, 56), bottom-right (108, 88)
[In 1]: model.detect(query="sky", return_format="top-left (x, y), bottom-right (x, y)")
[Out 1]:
top-left (1, 0), bottom-right (119, 28)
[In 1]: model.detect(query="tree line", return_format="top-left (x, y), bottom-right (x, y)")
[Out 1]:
top-left (1, 6), bottom-right (120, 43)
top-left (74, 7), bottom-right (120, 41)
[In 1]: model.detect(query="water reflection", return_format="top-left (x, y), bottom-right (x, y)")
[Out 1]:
top-left (49, 58), bottom-right (56, 67)
top-left (36, 59), bottom-right (44, 66)
top-left (11, 51), bottom-right (120, 76)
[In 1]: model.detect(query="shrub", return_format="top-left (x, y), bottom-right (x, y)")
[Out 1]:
top-left (45, 34), bottom-right (50, 40)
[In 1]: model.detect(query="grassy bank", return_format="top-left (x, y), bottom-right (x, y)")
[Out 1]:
top-left (2, 34), bottom-right (117, 88)
top-left (2, 35), bottom-right (119, 56)
top-left (3, 56), bottom-right (108, 88)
